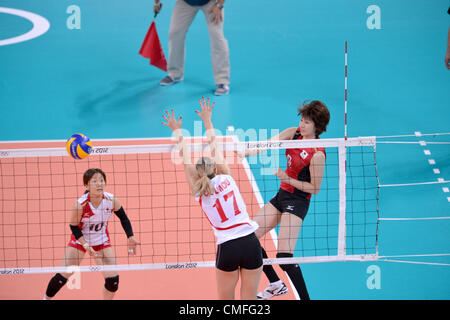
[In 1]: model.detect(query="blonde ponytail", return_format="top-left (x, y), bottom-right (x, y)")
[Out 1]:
top-left (193, 175), bottom-right (213, 197)
top-left (192, 157), bottom-right (215, 197)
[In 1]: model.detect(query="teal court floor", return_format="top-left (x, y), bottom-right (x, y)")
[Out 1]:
top-left (0, 0), bottom-right (449, 299)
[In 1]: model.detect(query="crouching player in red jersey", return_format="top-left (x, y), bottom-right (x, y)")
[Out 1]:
top-left (43, 168), bottom-right (140, 300)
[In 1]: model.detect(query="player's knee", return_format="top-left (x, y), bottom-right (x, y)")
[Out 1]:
top-left (46, 273), bottom-right (68, 298)
top-left (104, 275), bottom-right (119, 292)
top-left (276, 252), bottom-right (296, 272)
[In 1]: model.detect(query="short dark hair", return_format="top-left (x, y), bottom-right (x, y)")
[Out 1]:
top-left (298, 100), bottom-right (330, 136)
top-left (83, 168), bottom-right (107, 186)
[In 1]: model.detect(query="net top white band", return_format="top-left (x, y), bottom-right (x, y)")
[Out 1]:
top-left (0, 136), bottom-right (376, 158)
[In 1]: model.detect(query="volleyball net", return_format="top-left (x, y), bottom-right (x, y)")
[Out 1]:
top-left (0, 135), bottom-right (379, 275)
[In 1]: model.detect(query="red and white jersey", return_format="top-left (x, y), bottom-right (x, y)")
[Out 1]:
top-left (71, 192), bottom-right (114, 247)
top-left (196, 174), bottom-right (259, 244)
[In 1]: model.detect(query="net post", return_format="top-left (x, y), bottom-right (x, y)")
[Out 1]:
top-left (337, 139), bottom-right (347, 258)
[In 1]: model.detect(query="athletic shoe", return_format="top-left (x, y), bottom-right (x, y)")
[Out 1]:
top-left (214, 84), bottom-right (229, 95)
top-left (160, 75), bottom-right (183, 86)
top-left (257, 282), bottom-right (288, 300)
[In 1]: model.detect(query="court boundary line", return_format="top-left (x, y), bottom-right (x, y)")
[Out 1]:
top-left (380, 259), bottom-right (450, 266)
top-left (379, 253), bottom-right (450, 258)
top-left (379, 180), bottom-right (450, 188)
top-left (379, 217), bottom-right (450, 221)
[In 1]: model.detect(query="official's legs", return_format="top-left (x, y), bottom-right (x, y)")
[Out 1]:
top-left (202, 2), bottom-right (230, 85)
top-left (167, 0), bottom-right (199, 79)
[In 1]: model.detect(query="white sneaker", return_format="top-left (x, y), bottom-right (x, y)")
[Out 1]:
top-left (257, 282), bottom-right (288, 300)
top-left (214, 84), bottom-right (229, 95)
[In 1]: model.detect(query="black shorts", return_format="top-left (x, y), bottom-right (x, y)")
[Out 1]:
top-left (269, 189), bottom-right (310, 220)
top-left (216, 233), bottom-right (263, 272)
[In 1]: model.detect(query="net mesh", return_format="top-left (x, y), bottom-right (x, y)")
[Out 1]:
top-left (247, 141), bottom-right (379, 259)
top-left (0, 136), bottom-right (379, 274)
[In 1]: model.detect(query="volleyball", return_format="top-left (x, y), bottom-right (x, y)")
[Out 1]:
top-left (66, 133), bottom-right (92, 159)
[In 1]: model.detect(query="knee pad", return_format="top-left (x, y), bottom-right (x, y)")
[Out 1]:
top-left (46, 273), bottom-right (68, 298)
top-left (104, 275), bottom-right (119, 292)
top-left (276, 252), bottom-right (296, 272)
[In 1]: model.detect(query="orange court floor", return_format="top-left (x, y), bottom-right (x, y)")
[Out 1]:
top-left (0, 138), bottom-right (296, 300)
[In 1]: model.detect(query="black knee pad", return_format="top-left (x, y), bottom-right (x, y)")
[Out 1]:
top-left (276, 252), bottom-right (296, 272)
top-left (104, 275), bottom-right (119, 292)
top-left (46, 273), bottom-right (68, 297)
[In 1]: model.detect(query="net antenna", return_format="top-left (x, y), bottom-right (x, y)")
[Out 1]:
top-left (338, 41), bottom-right (349, 258)
top-left (345, 41), bottom-right (348, 141)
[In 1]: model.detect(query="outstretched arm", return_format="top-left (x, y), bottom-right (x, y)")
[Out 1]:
top-left (195, 97), bottom-right (231, 175)
top-left (162, 109), bottom-right (199, 190)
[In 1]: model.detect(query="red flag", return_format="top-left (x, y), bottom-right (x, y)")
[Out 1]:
top-left (139, 21), bottom-right (167, 71)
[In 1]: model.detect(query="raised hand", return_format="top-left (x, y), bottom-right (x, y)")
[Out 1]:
top-left (195, 96), bottom-right (215, 123)
top-left (154, 0), bottom-right (163, 16)
top-left (162, 109), bottom-right (182, 132)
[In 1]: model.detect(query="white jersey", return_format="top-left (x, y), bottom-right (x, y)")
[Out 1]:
top-left (74, 192), bottom-right (114, 246)
top-left (196, 174), bottom-right (258, 245)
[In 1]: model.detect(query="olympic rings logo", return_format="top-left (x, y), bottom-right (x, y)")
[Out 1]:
top-left (0, 7), bottom-right (50, 46)
top-left (89, 266), bottom-right (102, 272)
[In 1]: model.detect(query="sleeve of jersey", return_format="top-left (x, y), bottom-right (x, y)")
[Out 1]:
top-left (114, 207), bottom-right (134, 238)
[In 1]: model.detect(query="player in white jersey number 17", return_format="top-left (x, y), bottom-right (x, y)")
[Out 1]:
top-left (162, 97), bottom-right (263, 300)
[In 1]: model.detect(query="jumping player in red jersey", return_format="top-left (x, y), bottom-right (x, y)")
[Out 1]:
top-left (43, 168), bottom-right (140, 300)
top-left (243, 100), bottom-right (330, 300)
top-left (162, 98), bottom-right (263, 300)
